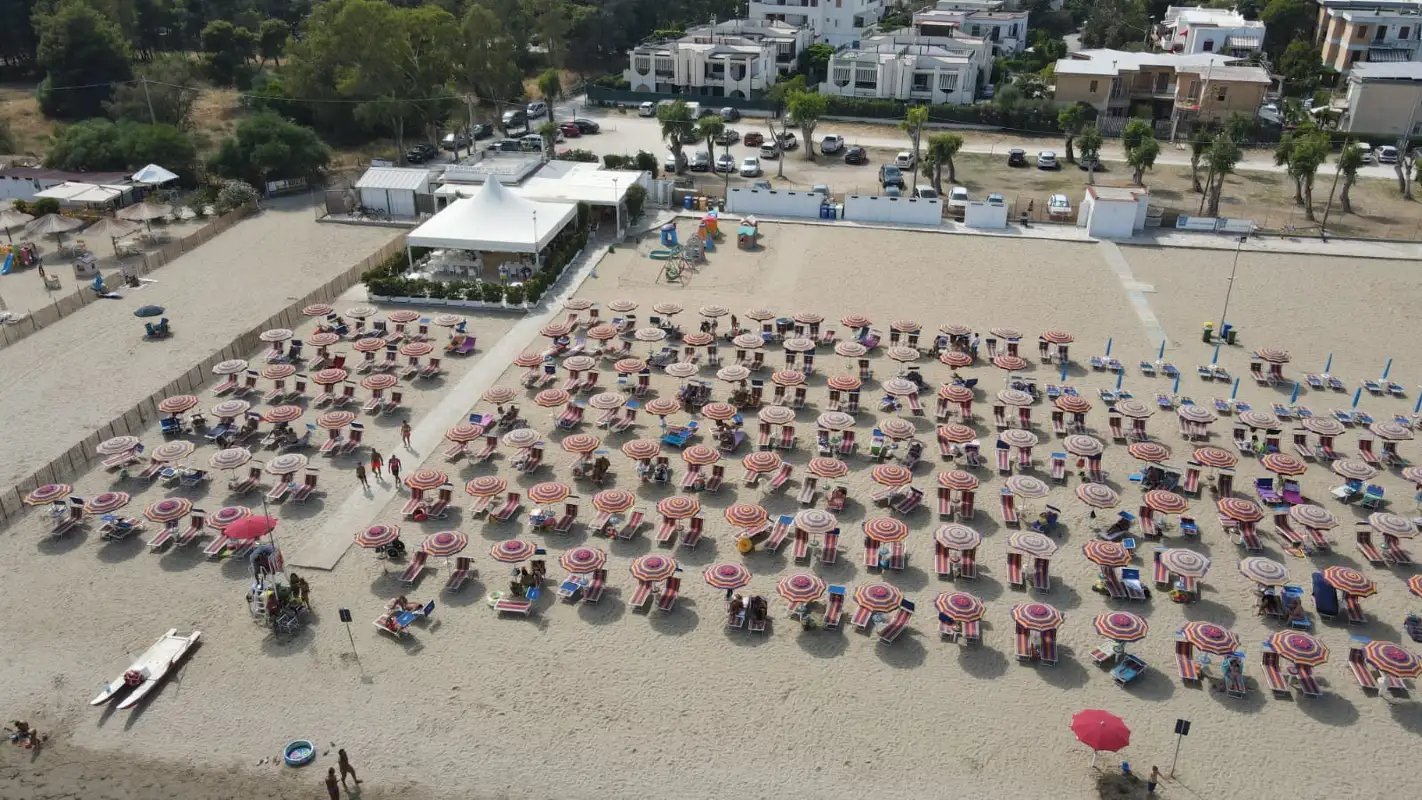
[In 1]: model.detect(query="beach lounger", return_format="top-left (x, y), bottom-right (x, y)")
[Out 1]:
top-left (820, 529), bottom-right (839, 565)
top-left (764, 515), bottom-right (792, 552)
top-left (892, 488), bottom-right (923, 515)
top-left (1110, 653), bottom-right (1144, 684)
top-left (1295, 664), bottom-right (1322, 697)
top-left (608, 509), bottom-right (642, 540)
top-left (850, 604), bottom-right (874, 632)
top-left (1238, 521), bottom-right (1262, 552)
top-left (1343, 594), bottom-right (1366, 624)
top-left (1356, 528), bottom-right (1386, 565)
top-left (494, 598), bottom-right (533, 616)
top-left (793, 529), bottom-right (811, 562)
top-left (1015, 626), bottom-right (1033, 661)
top-left (656, 517), bottom-right (679, 545)
top-left (400, 552), bottom-right (428, 585)
top-left (957, 490), bottom-right (975, 521)
top-left (1177, 640), bottom-right (1200, 683)
top-left (877, 600), bottom-right (914, 644)
top-left (1000, 489), bottom-right (1018, 527)
top-left (144, 521), bottom-right (177, 550)
top-left (838, 430), bottom-right (856, 456)
top-left (768, 463), bottom-right (794, 491)
top-left (491, 492), bottom-right (522, 522)
top-left (657, 577), bottom-right (681, 613)
top-left (444, 557), bottom-right (475, 592)
top-left (1032, 558), bottom-right (1050, 593)
top-left (1349, 643), bottom-right (1379, 693)
top-left (1007, 551), bottom-right (1025, 589)
top-left (824, 586), bottom-right (845, 630)
top-left (1121, 568), bottom-right (1147, 600)
top-left (1108, 414), bottom-right (1125, 442)
top-left (935, 542), bottom-right (952, 577)
top-left (628, 580), bottom-right (654, 611)
top-left (798, 475), bottom-right (818, 505)
top-left (679, 517), bottom-right (704, 549)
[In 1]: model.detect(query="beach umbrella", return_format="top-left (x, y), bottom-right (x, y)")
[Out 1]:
top-left (998, 389), bottom-right (1034, 407)
top-left (621, 439), bottom-right (661, 461)
top-left (871, 464), bottom-right (913, 487)
top-left (778, 573), bottom-right (827, 604)
top-left (421, 530), bottom-right (468, 558)
top-left (1254, 347), bottom-right (1290, 364)
top-left (885, 345), bottom-right (919, 363)
top-left (358, 374), bottom-right (397, 392)
top-left (1368, 512), bottom-right (1416, 538)
top-left (653, 302), bottom-right (683, 316)
top-left (563, 298), bottom-right (595, 311)
top-left (84, 216), bottom-right (139, 253)
top-left (1212, 344), bottom-right (1221, 365)
top-left (0, 208), bottom-right (34, 242)
top-left (356, 523), bottom-right (400, 549)
top-left (265, 453), bottom-right (309, 475)
top-left (223, 515), bottom-right (278, 541)
top-left (1238, 556), bottom-right (1288, 586)
top-left (1063, 435), bottom-right (1105, 458)
top-left (1260, 453), bottom-right (1308, 476)
top-left (1269, 631), bottom-right (1329, 666)
top-left (644, 398), bottom-right (683, 417)
top-left (501, 428), bottom-right (540, 449)
top-left (301, 303), bottom-right (333, 318)
top-left (210, 506), bottom-right (254, 531)
top-left (541, 322), bottom-right (573, 338)
top-left (591, 489), bottom-right (636, 514)
top-left (657, 496), bottom-right (700, 519)
top-left (261, 363), bottom-right (297, 380)
top-left (1177, 405), bottom-right (1216, 425)
top-left (802, 457), bottom-right (846, 479)
top-left (1082, 540), bottom-right (1130, 567)
top-left (1142, 489), bottom-right (1188, 515)
top-left (878, 418), bottom-right (917, 440)
top-left (96, 435), bottom-right (141, 456)
top-left (1331, 458), bottom-right (1377, 481)
top-left (1288, 505), bottom-right (1336, 530)
top-left (1005, 475), bottom-right (1049, 499)
top-left (700, 305), bottom-right (730, 319)
top-left (936, 591), bottom-right (985, 621)
top-left (144, 497), bottom-right (193, 523)
top-left (614, 358), bottom-right (648, 375)
top-left (635, 327), bottom-right (667, 343)
top-left (1383, 358), bottom-right (1394, 380)
top-left (527, 481), bottom-right (571, 505)
top-left (403, 468), bottom-right (449, 492)
top-left (1069, 710), bottom-right (1130, 768)
top-left (716, 366), bottom-right (752, 385)
top-left (1042, 330), bottom-right (1074, 344)
top-left (989, 327), bottom-right (1021, 340)
top-left (24, 483), bottom-right (72, 505)
top-left (1402, 466), bottom-right (1422, 486)
top-left (938, 424), bottom-right (977, 444)
top-left (24, 213), bottom-right (83, 243)
top-left (345, 305), bottom-right (377, 319)
top-left (1056, 395), bottom-right (1092, 415)
top-left (131, 304), bottom-right (166, 320)
top-left (1322, 566), bottom-right (1376, 596)
top-left (399, 341), bottom-right (434, 358)
top-left (1371, 420), bottom-right (1414, 441)
top-left (1217, 497), bottom-right (1263, 523)
top-left (992, 355), bottom-right (1029, 371)
top-left (1076, 483), bottom-right (1119, 508)
top-left (587, 323), bottom-right (618, 341)
top-left (682, 331), bottom-right (714, 347)
top-left (1238, 410), bottom-right (1280, 429)
top-left (794, 508), bottom-right (838, 535)
top-left (753, 406), bottom-right (793, 427)
top-left (1192, 446), bottom-right (1236, 469)
top-left (1411, 575), bottom-right (1422, 598)
top-left (563, 355), bottom-right (597, 372)
top-left (940, 323), bottom-right (972, 337)
top-left (772, 370), bottom-right (807, 387)
top-left (891, 319), bottom-right (922, 333)
top-left (262, 405), bottom-right (304, 424)
top-left (151, 441), bottom-right (194, 463)
top-left (491, 540), bottom-right (537, 563)
top-left (354, 337), bottom-right (387, 353)
top-left (1000, 429), bottom-right (1039, 449)
top-left (209, 447), bottom-right (252, 471)
top-left (1180, 622), bottom-right (1239, 655)
top-left (1095, 611), bottom-right (1148, 642)
top-left (562, 546), bottom-right (608, 574)
top-left (940, 351), bottom-right (973, 367)
top-left (259, 328), bottom-right (293, 343)
top-left (835, 341), bottom-right (868, 358)
top-left (432, 314), bottom-right (464, 329)
top-left (936, 524), bottom-right (982, 551)
top-left (703, 562), bottom-right (751, 590)
top-left (816, 411), bottom-right (855, 431)
top-left (856, 582), bottom-right (903, 612)
top-left (682, 444), bottom-right (721, 465)
top-left (560, 433), bottom-right (602, 454)
top-left (534, 388), bottom-right (570, 408)
top-left (784, 337), bottom-right (817, 353)
top-left (1160, 548), bottom-right (1211, 578)
top-left (864, 516), bottom-right (909, 543)
top-left (1116, 371), bottom-right (1124, 391)
top-left (212, 359), bottom-right (248, 376)
top-left (83, 491), bottom-right (131, 516)
top-left (742, 451), bottom-right (782, 473)
top-left (608, 299), bottom-right (637, 313)
top-left (306, 332), bottom-right (340, 348)
top-left (938, 470), bottom-right (979, 491)
top-left (157, 394), bottom-right (199, 415)
top-left (465, 476), bottom-right (507, 497)
top-left (1290, 382), bottom-right (1300, 404)
top-left (938, 386), bottom-right (976, 404)
top-left (631, 554), bottom-right (678, 582)
top-left (445, 421), bottom-right (483, 442)
top-left (1011, 602), bottom-right (1064, 631)
top-left (1115, 398), bottom-right (1153, 419)
top-left (732, 332), bottom-right (764, 350)
top-left (1363, 642), bottom-right (1422, 679)
top-left (512, 351), bottom-right (545, 368)
top-left (724, 503), bottom-right (769, 529)
top-left (1008, 530), bottom-right (1058, 558)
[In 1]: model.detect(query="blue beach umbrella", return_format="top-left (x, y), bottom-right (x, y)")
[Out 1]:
top-left (1173, 374), bottom-right (1180, 394)
top-left (1211, 344), bottom-right (1221, 365)
top-left (1116, 371), bottom-right (1124, 391)
top-left (1414, 394), bottom-right (1421, 414)
top-left (1158, 340), bottom-right (1166, 360)
top-left (1290, 382), bottom-right (1300, 404)
top-left (1352, 388), bottom-right (1362, 409)
top-left (1105, 337), bottom-right (1112, 357)
top-left (1324, 353), bottom-right (1333, 374)
top-left (1231, 378), bottom-right (1240, 400)
top-left (1382, 358), bottom-right (1393, 379)
top-left (1060, 361), bottom-right (1068, 382)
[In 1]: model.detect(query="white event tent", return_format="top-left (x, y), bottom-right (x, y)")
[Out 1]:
top-left (406, 178), bottom-right (576, 256)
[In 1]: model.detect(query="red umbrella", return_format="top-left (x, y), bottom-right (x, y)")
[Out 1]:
top-left (1070, 709), bottom-right (1131, 767)
top-left (223, 515), bottom-right (279, 541)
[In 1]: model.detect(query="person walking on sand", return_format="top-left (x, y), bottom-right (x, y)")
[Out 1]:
top-left (355, 463), bottom-right (369, 490)
top-left (338, 749), bottom-right (362, 787)
top-left (370, 450), bottom-right (383, 479)
top-left (388, 455), bottom-right (402, 486)
top-left (1147, 765), bottom-right (1160, 795)
top-left (400, 420), bottom-right (412, 448)
top-left (325, 767), bottom-right (341, 799)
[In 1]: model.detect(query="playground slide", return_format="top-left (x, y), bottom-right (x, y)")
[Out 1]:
top-left (1, 253), bottom-right (12, 275)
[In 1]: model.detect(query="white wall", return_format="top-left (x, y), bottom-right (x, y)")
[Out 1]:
top-left (360, 188), bottom-right (417, 217)
top-left (963, 200), bottom-right (1008, 229)
top-left (842, 194), bottom-right (944, 225)
top-left (726, 188), bottom-right (825, 218)
top-left (0, 176), bottom-right (63, 203)
top-left (1082, 198), bottom-right (1138, 238)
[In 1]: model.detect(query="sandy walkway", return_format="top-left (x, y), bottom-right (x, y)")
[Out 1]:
top-left (5, 221), bottom-right (1422, 799)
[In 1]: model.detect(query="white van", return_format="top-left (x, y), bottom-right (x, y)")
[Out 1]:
top-left (638, 101), bottom-right (656, 117)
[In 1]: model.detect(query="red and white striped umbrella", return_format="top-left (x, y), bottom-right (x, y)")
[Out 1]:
top-left (1331, 459), bottom-right (1377, 481)
top-left (636, 327), bottom-right (667, 343)
top-left (592, 489), bottom-right (636, 513)
top-left (1368, 512), bottom-right (1417, 538)
top-left (561, 546), bottom-right (608, 573)
top-left (1056, 395), bottom-right (1092, 415)
top-left (1322, 565), bottom-right (1376, 597)
top-left (835, 341), bottom-right (868, 358)
top-left (1363, 641), bottom-right (1422, 679)
top-left (1268, 631), bottom-right (1329, 666)
top-left (717, 365), bottom-right (751, 383)
top-left (96, 435), bottom-right (141, 455)
top-left (1005, 475), bottom-right (1049, 499)
top-left (261, 364), bottom-right (297, 381)
top-left (1218, 497), bottom-right (1264, 523)
top-left (1237, 410), bottom-right (1280, 429)
top-left (144, 497), bottom-right (193, 523)
top-left (1114, 399), bottom-right (1153, 419)
top-left (703, 562), bottom-right (752, 590)
top-left (355, 524), bottom-right (399, 548)
top-left (528, 481), bottom-right (572, 504)
top-left (262, 405), bottom-right (304, 423)
top-left (587, 323), bottom-right (619, 341)
top-left (816, 411), bottom-right (854, 431)
top-left (1180, 622), bottom-right (1238, 654)
top-left (541, 322), bottom-right (573, 338)
top-left (940, 323), bottom-right (972, 336)
top-left (682, 331), bottom-right (714, 347)
top-left (732, 333), bottom-right (763, 349)
top-left (758, 405), bottom-right (796, 425)
top-left (1142, 489), bottom-right (1188, 515)
top-left (631, 554), bottom-right (678, 581)
top-left (682, 444), bottom-right (721, 465)
top-left (1042, 330), bottom-right (1074, 344)
top-left (1094, 611), bottom-right (1148, 642)
top-left (1303, 417), bottom-right (1346, 437)
top-left (1082, 540), bottom-right (1130, 567)
top-left (1192, 446), bottom-right (1236, 469)
top-left (210, 506), bottom-right (254, 531)
top-left (345, 305), bottom-right (377, 318)
top-left (940, 351), bottom-right (973, 367)
top-left (863, 516), bottom-right (909, 543)
top-left (885, 345), bottom-right (919, 362)
top-left (387, 310), bottom-right (420, 324)
top-left (938, 470), bottom-right (979, 491)
top-left (856, 582), bottom-right (903, 612)
top-left (353, 337), bottom-right (386, 353)
top-left (793, 508), bottom-right (838, 535)
top-left (772, 370), bottom-right (807, 387)
top-left (481, 387), bottom-right (518, 405)
top-left (990, 327), bottom-right (1022, 340)
top-left (501, 428), bottom-right (540, 449)
top-left (312, 368), bottom-right (348, 385)
top-left (1289, 504), bottom-right (1337, 530)
top-left (315, 411), bottom-right (357, 430)
top-left (534, 388), bottom-right (570, 408)
top-left (404, 468), bottom-right (449, 491)
top-left (878, 418), bottom-right (917, 440)
top-left (158, 394), bottom-right (199, 414)
top-left (699, 305), bottom-right (730, 318)
top-left (1011, 602), bottom-right (1063, 631)
top-left (491, 539), bottom-right (537, 563)
top-left (614, 358), bottom-right (648, 374)
top-left (657, 495), bottom-right (700, 519)
top-left (1000, 429), bottom-right (1039, 449)
top-left (212, 359), bottom-right (248, 375)
top-left (561, 434), bottom-right (602, 454)
top-left (1127, 442), bottom-right (1171, 463)
top-left (827, 375), bottom-right (862, 391)
top-left (621, 439), bottom-right (661, 461)
top-left (784, 337), bottom-right (817, 353)
top-left (608, 299), bottom-right (638, 313)
top-left (939, 385), bottom-right (974, 403)
top-left (791, 311), bottom-right (823, 325)
top-left (1253, 347), bottom-right (1290, 364)
top-left (1238, 556), bottom-right (1288, 586)
top-left (1064, 435), bottom-right (1104, 457)
top-left (666, 362), bottom-right (699, 381)
top-left (808, 457), bottom-right (849, 478)
top-left (936, 591), bottom-right (985, 621)
top-left (513, 351), bottom-right (545, 368)
top-left (84, 491), bottom-right (131, 515)
top-left (1260, 453), bottom-right (1307, 476)
top-left (259, 328), bottom-right (293, 342)
top-left (882, 377), bottom-right (918, 397)
top-left (445, 422), bottom-right (484, 442)
top-left (25, 483), bottom-right (72, 506)
top-left (701, 402), bottom-right (738, 421)
top-left (1177, 405), bottom-right (1216, 424)
top-left (840, 314), bottom-right (872, 328)
top-left (938, 423), bottom-right (976, 444)
top-left (421, 530), bottom-right (468, 557)
top-left (998, 389), bottom-right (1034, 407)
top-left (1076, 483), bottom-right (1120, 509)
top-left (563, 298), bottom-right (595, 311)
top-left (431, 314), bottom-right (464, 328)
top-left (742, 451), bottom-right (782, 473)
top-left (724, 503), bottom-right (769, 528)
top-left (1371, 420), bottom-right (1414, 441)
top-left (644, 397), bottom-right (683, 417)
top-left (563, 355), bottom-right (597, 372)
top-left (778, 573), bottom-right (827, 604)
top-left (1008, 530), bottom-right (1058, 557)
top-left (465, 476), bottom-right (507, 497)
top-left (151, 441), bottom-right (194, 463)
top-left (936, 524), bottom-right (981, 551)
top-left (265, 453), bottom-right (309, 475)
top-left (359, 374), bottom-right (398, 391)
top-left (992, 355), bottom-right (1029, 371)
top-left (871, 464), bottom-right (912, 487)
top-left (653, 302), bottom-right (683, 316)
top-left (209, 447), bottom-right (252, 471)
top-left (891, 319), bottom-right (922, 333)
top-left (400, 341), bottom-right (434, 357)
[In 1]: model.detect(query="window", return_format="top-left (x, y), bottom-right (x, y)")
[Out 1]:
top-left (938, 72), bottom-right (959, 92)
top-left (912, 73), bottom-right (930, 90)
top-left (1215, 86), bottom-right (1227, 102)
top-left (1089, 79), bottom-right (1099, 93)
top-left (1349, 51), bottom-right (1361, 63)
top-left (970, 25), bottom-right (981, 37)
top-left (1202, 39), bottom-right (1214, 52)
top-left (1402, 26), bottom-right (1412, 40)
top-left (1375, 25), bottom-right (1386, 41)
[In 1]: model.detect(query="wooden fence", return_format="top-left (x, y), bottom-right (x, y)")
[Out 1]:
top-left (0, 236), bottom-right (404, 529)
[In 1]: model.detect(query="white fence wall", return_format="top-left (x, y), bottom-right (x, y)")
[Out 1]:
top-left (725, 188), bottom-right (825, 218)
top-left (964, 201), bottom-right (1008, 230)
top-left (842, 195), bottom-right (943, 226)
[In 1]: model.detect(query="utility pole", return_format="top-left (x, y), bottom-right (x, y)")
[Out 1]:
top-left (1395, 101), bottom-right (1420, 199)
top-left (141, 77), bottom-right (157, 125)
top-left (1318, 137), bottom-right (1349, 239)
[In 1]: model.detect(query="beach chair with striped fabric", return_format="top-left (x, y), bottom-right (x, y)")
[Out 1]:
top-left (777, 425), bottom-right (796, 450)
top-left (1050, 452), bottom-right (1066, 482)
top-left (1296, 664), bottom-right (1322, 697)
top-left (1102, 568), bottom-right (1127, 600)
top-left (1040, 629), bottom-right (1058, 665)
top-left (769, 463), bottom-right (794, 491)
top-left (491, 492), bottom-right (521, 522)
top-left (887, 541), bottom-right (906, 571)
top-left (824, 586), bottom-right (845, 630)
top-left (1051, 410), bottom-right (1066, 435)
top-left (1018, 446), bottom-right (1032, 471)
top-left (1272, 512), bottom-right (1306, 551)
top-left (657, 577), bottom-right (681, 612)
top-left (1293, 430), bottom-right (1315, 460)
top-left (1018, 407), bottom-right (1032, 429)
top-left (863, 535), bottom-right (880, 569)
top-left (1262, 649), bottom-right (1291, 695)
top-left (1384, 533), bottom-right (1412, 565)
top-left (820, 529), bottom-right (839, 565)
top-left (961, 618), bottom-right (981, 644)
top-left (399, 552), bottom-right (428, 585)
top-left (1349, 642), bottom-right (1379, 693)
top-left (935, 542), bottom-right (952, 577)
top-left (940, 612), bottom-right (962, 641)
top-left (938, 487), bottom-right (953, 518)
top-left (1032, 558), bottom-right (1050, 593)
top-left (997, 444), bottom-right (1012, 475)
top-left (444, 557), bottom-right (475, 592)
top-left (1138, 506), bottom-right (1159, 538)
top-left (1238, 520), bottom-right (1262, 551)
top-left (656, 517), bottom-right (678, 545)
top-left (1181, 463), bottom-right (1201, 496)
top-left (494, 598), bottom-right (533, 616)
top-left (957, 490), bottom-right (975, 520)
top-left (757, 422), bottom-right (772, 450)
top-left (838, 430), bottom-right (856, 455)
top-left (1000, 489), bottom-right (1018, 527)
top-left (892, 488), bottom-right (923, 515)
top-left (1007, 551), bottom-right (1025, 588)
top-left (960, 547), bottom-right (977, 579)
top-left (907, 392), bottom-right (924, 416)
top-left (850, 602), bottom-right (875, 632)
top-left (146, 521), bottom-right (177, 550)
top-left (629, 580), bottom-right (654, 611)
top-left (798, 475), bottom-right (818, 505)
top-left (618, 509), bottom-right (644, 540)
top-left (1109, 414), bottom-right (1125, 442)
top-left (935, 397), bottom-right (951, 421)
top-left (788, 529), bottom-right (809, 562)
top-left (1015, 625), bottom-right (1032, 661)
top-left (1344, 594), bottom-right (1366, 624)
top-left (1176, 640), bottom-right (1200, 683)
top-left (764, 515), bottom-right (793, 553)
top-left (878, 600), bottom-right (914, 644)
top-left (681, 464), bottom-right (701, 490)
top-left (1153, 549), bottom-right (1170, 587)
top-left (993, 405), bottom-right (1008, 430)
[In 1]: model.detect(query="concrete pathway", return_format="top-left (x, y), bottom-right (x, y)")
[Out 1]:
top-left (1098, 240), bottom-right (1167, 352)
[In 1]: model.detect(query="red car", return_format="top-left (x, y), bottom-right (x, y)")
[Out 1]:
top-left (743, 131), bottom-right (764, 147)
top-left (558, 122), bottom-right (582, 138)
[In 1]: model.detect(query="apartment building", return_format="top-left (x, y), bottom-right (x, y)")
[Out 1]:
top-left (911, 0), bottom-right (1031, 56)
top-left (1156, 6), bottom-right (1266, 56)
top-left (1316, 0), bottom-right (1422, 72)
top-left (1053, 50), bottom-right (1269, 131)
top-left (747, 0), bottom-right (883, 47)
top-left (820, 33), bottom-right (989, 104)
top-left (1342, 61), bottom-right (1422, 134)
top-left (623, 20), bottom-right (814, 99)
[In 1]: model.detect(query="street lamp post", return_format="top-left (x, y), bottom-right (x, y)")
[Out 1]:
top-left (1215, 235), bottom-right (1248, 341)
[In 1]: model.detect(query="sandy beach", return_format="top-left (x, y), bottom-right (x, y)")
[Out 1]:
top-left (5, 219), bottom-right (1422, 799)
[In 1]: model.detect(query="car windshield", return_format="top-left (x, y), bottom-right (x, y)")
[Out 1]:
top-left (883, 166), bottom-right (901, 176)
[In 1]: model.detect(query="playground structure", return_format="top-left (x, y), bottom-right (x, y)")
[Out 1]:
top-left (652, 214), bottom-right (724, 283)
top-left (738, 217), bottom-right (760, 250)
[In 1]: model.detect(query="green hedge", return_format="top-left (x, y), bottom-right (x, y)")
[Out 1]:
top-left (823, 96), bottom-right (1062, 133)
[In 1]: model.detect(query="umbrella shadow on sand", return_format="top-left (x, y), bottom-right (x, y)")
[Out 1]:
top-left (578, 591), bottom-right (626, 625)
top-left (875, 630), bottom-right (927, 669)
top-left (1296, 689), bottom-right (1360, 727)
top-left (957, 635), bottom-right (1010, 679)
top-left (649, 599), bottom-right (699, 636)
top-left (1035, 649), bottom-right (1089, 689)
top-left (1180, 596), bottom-right (1237, 629)
top-left (796, 626), bottom-right (849, 658)
top-left (95, 536), bottom-right (144, 564)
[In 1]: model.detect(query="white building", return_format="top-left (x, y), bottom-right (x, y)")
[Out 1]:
top-left (1078, 185), bottom-right (1149, 238)
top-left (820, 34), bottom-right (988, 104)
top-left (1316, 0), bottom-right (1422, 73)
top-left (912, 1), bottom-right (1031, 56)
top-left (1156, 6), bottom-right (1266, 56)
top-left (354, 167), bottom-right (436, 218)
top-left (624, 20), bottom-right (812, 99)
top-left (0, 166), bottom-right (132, 204)
top-left (748, 0), bottom-right (883, 48)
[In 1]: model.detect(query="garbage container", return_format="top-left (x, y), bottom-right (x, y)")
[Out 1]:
top-left (1224, 326), bottom-right (1238, 345)
top-left (683, 195), bottom-right (694, 210)
top-left (1202, 321), bottom-right (1214, 344)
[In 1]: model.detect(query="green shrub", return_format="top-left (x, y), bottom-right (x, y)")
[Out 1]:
top-left (480, 281), bottom-right (505, 303)
top-left (505, 284), bottom-right (526, 305)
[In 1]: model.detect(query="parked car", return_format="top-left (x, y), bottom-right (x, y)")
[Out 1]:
top-left (1378, 145), bottom-right (1399, 164)
top-left (743, 131), bottom-right (765, 147)
top-left (638, 101), bottom-right (657, 117)
top-left (715, 153), bottom-right (736, 173)
top-left (759, 142), bottom-right (781, 159)
top-left (740, 157), bottom-right (763, 177)
top-left (714, 129), bottom-right (741, 146)
top-left (750, 179), bottom-right (772, 190)
top-left (501, 109), bottom-right (527, 129)
top-left (1036, 151), bottom-right (1059, 170)
top-left (688, 151), bottom-right (710, 172)
top-left (777, 131), bottom-right (798, 150)
top-left (986, 193), bottom-right (1005, 206)
top-left (844, 146), bottom-right (868, 165)
top-left (519, 134), bottom-right (545, 152)
top-left (894, 151), bottom-right (917, 170)
top-left (1357, 142), bottom-right (1374, 163)
top-left (820, 134), bottom-right (844, 154)
top-left (720, 107), bottom-right (741, 122)
top-left (558, 122), bottom-right (582, 138)
top-left (1078, 155), bottom-right (1102, 171)
top-left (492, 137), bottom-right (521, 152)
top-left (811, 184), bottom-right (830, 197)
top-left (665, 152), bottom-right (678, 172)
top-left (526, 100), bottom-right (548, 119)
top-left (1047, 194), bottom-right (1072, 219)
top-left (947, 187), bottom-right (970, 211)
top-left (441, 132), bottom-right (470, 150)
top-left (885, 185), bottom-right (902, 197)
top-left (913, 187), bottom-right (939, 199)
top-left (405, 142), bottom-right (438, 163)
top-left (570, 118), bottom-right (600, 134)
top-left (1008, 148), bottom-right (1027, 167)
top-left (471, 123), bottom-right (494, 139)
top-left (879, 164), bottom-right (905, 188)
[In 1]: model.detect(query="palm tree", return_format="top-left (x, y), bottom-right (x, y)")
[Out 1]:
top-left (657, 101), bottom-right (695, 174)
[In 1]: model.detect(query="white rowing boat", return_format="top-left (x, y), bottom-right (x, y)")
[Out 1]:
top-left (90, 628), bottom-right (201, 709)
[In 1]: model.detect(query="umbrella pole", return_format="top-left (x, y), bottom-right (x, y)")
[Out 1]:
top-left (1090, 749), bottom-right (1098, 769)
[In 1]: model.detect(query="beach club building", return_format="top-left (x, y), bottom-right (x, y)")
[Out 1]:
top-left (405, 178), bottom-right (578, 283)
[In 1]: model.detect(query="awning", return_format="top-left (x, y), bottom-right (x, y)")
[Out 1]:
top-left (1367, 48), bottom-right (1413, 63)
top-left (1223, 36), bottom-right (1262, 50)
top-left (406, 178), bottom-right (577, 253)
top-left (34, 182), bottom-right (127, 204)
